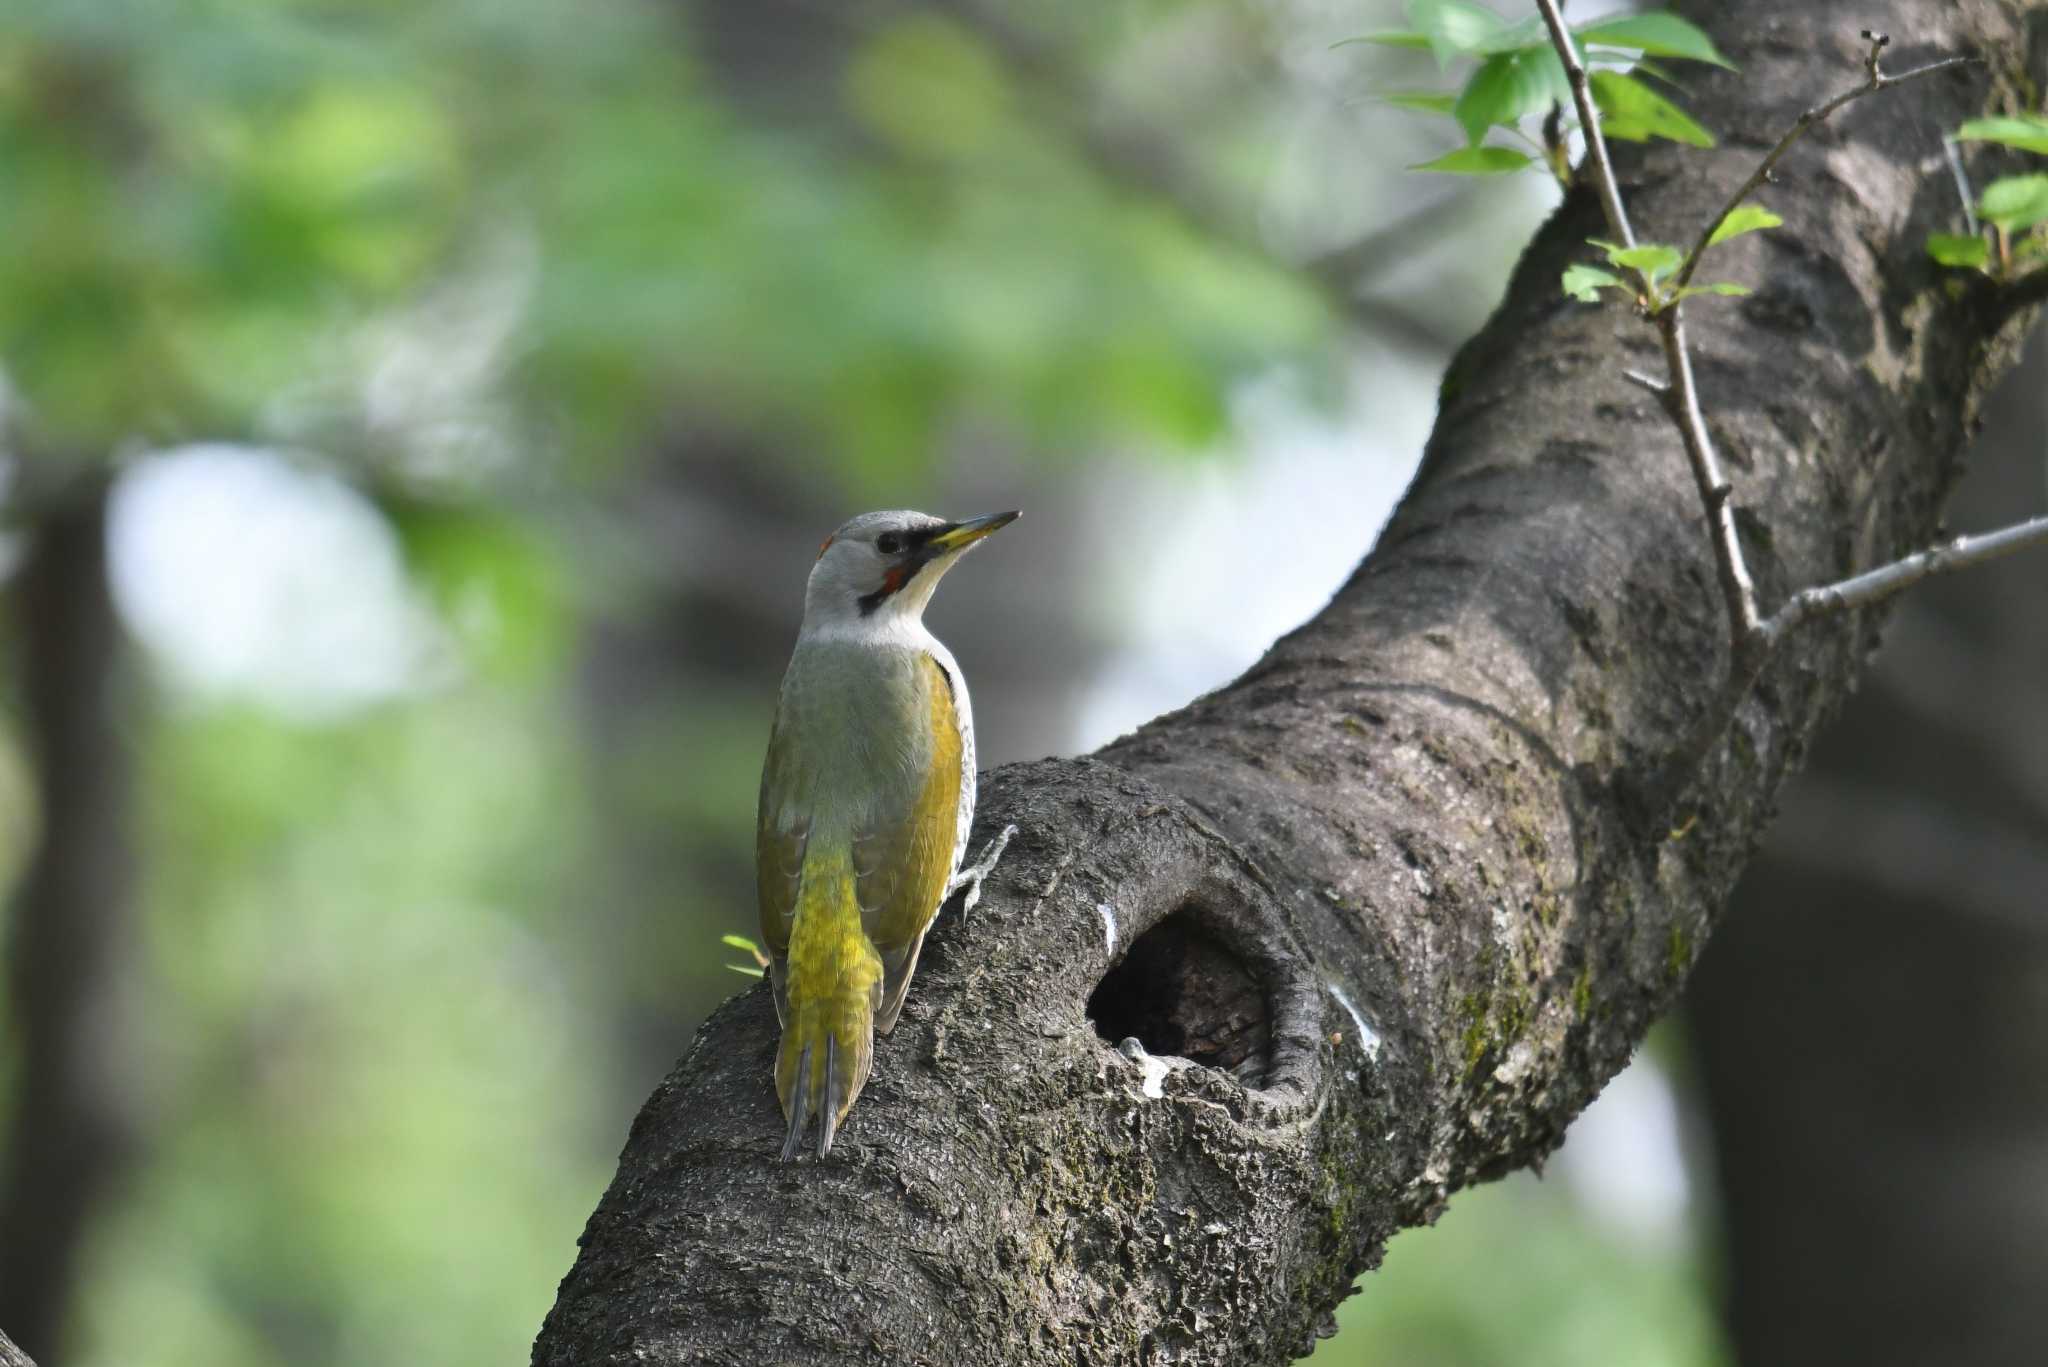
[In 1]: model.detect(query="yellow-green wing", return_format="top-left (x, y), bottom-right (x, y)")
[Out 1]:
top-left (755, 715), bottom-right (808, 1025)
top-left (851, 653), bottom-right (963, 1034)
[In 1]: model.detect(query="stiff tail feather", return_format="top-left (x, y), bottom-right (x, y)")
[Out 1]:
top-left (780, 1041), bottom-right (813, 1162)
top-left (774, 998), bottom-right (874, 1158)
top-left (774, 843), bottom-right (881, 1158)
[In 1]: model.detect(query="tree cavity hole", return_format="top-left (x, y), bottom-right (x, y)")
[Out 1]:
top-left (1087, 908), bottom-right (1270, 1084)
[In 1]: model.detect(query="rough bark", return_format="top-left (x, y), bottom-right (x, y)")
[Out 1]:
top-left (1690, 334), bottom-right (2048, 1363)
top-left (534, 3), bottom-right (2047, 1363)
top-left (0, 488), bottom-right (142, 1364)
top-left (0, 1328), bottom-right (37, 1367)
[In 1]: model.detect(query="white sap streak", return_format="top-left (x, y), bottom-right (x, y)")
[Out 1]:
top-left (1114, 1037), bottom-right (1170, 1100)
top-left (1096, 902), bottom-right (1117, 954)
top-left (1326, 982), bottom-right (1382, 1062)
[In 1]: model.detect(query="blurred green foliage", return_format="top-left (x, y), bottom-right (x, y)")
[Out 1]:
top-left (1313, 1166), bottom-right (1726, 1367)
top-left (0, 0), bottom-right (1324, 478)
top-left (1930, 115), bottom-right (2048, 280)
top-left (99, 694), bottom-right (601, 1367)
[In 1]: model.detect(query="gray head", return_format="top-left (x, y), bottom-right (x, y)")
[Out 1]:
top-left (802, 508), bottom-right (1019, 631)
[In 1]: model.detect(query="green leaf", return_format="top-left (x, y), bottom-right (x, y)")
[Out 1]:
top-left (1575, 13), bottom-right (1735, 69)
top-left (725, 963), bottom-right (766, 979)
top-left (1979, 174), bottom-right (2048, 232)
top-left (1562, 264), bottom-right (1622, 301)
top-left (1956, 115), bottom-right (2048, 156)
top-left (1336, 31), bottom-right (1432, 50)
top-left (1341, 6), bottom-right (1554, 69)
top-left (1670, 281), bottom-right (1752, 300)
top-left (1470, 16), bottom-right (1549, 57)
top-left (1405, 0), bottom-right (1511, 67)
top-left (1377, 91), bottom-right (1460, 115)
top-left (1614, 245), bottom-right (1683, 282)
top-left (1410, 146), bottom-right (1533, 174)
top-left (1588, 70), bottom-right (1713, 147)
top-left (1707, 204), bottom-right (1783, 245)
top-left (1594, 238), bottom-right (1684, 282)
top-left (1624, 57), bottom-right (1691, 89)
top-left (1455, 47), bottom-right (1568, 143)
top-left (1926, 233), bottom-right (1990, 268)
top-left (390, 501), bottom-right (568, 681)
top-left (720, 933), bottom-right (762, 954)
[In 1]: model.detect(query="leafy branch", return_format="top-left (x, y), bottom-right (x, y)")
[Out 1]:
top-left (1532, 0), bottom-right (1759, 647)
top-left (1349, 2), bottom-right (1729, 181)
top-left (1931, 113), bottom-right (2048, 279)
top-left (1674, 32), bottom-right (1975, 291)
top-left (1522, 2), bottom-right (2048, 804)
top-left (1351, 4), bottom-right (1766, 304)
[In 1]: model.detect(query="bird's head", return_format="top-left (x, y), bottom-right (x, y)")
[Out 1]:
top-left (802, 508), bottom-right (1018, 630)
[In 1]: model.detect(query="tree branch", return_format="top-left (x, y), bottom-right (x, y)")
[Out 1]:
top-left (1657, 309), bottom-right (1764, 644)
top-left (1767, 513), bottom-right (2048, 636)
top-left (0, 485), bottom-right (142, 1364)
top-left (0, 1328), bottom-right (37, 1367)
top-left (1673, 35), bottom-right (1978, 292)
top-left (939, 0), bottom-right (1468, 353)
top-left (1533, 0), bottom-right (1635, 250)
top-left (1535, 13), bottom-right (2045, 808)
top-left (535, 3), bottom-right (2044, 1363)
top-left (1539, 0), bottom-right (1764, 655)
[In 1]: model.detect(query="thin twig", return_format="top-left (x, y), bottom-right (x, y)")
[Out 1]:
top-left (1943, 136), bottom-right (1980, 236)
top-left (1654, 515), bottom-right (2048, 798)
top-left (1674, 35), bottom-right (1977, 290)
top-left (1764, 515), bottom-right (2048, 643)
top-left (1534, 0), bottom-right (1636, 253)
top-left (1657, 314), bottom-right (1762, 641)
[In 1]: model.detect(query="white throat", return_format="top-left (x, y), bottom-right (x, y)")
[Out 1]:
top-left (798, 545), bottom-right (966, 642)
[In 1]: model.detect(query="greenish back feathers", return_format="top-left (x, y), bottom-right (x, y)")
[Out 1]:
top-left (758, 647), bottom-right (962, 1157)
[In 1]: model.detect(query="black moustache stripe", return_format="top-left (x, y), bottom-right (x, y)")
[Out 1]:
top-left (854, 540), bottom-right (946, 616)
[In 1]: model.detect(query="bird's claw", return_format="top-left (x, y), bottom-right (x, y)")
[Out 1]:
top-left (950, 823), bottom-right (1017, 917)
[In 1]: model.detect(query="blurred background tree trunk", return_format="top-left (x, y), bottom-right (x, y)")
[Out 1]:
top-left (0, 487), bottom-right (142, 1364)
top-left (1689, 333), bottom-right (2048, 1364)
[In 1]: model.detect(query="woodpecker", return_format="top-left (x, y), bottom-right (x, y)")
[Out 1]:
top-left (756, 508), bottom-right (1019, 1159)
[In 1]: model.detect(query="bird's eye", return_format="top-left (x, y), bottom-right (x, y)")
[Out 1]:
top-left (876, 533), bottom-right (904, 555)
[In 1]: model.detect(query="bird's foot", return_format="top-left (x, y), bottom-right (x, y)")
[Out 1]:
top-left (949, 823), bottom-right (1018, 916)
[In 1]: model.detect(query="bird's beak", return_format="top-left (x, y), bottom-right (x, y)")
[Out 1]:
top-left (927, 510), bottom-right (1019, 553)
